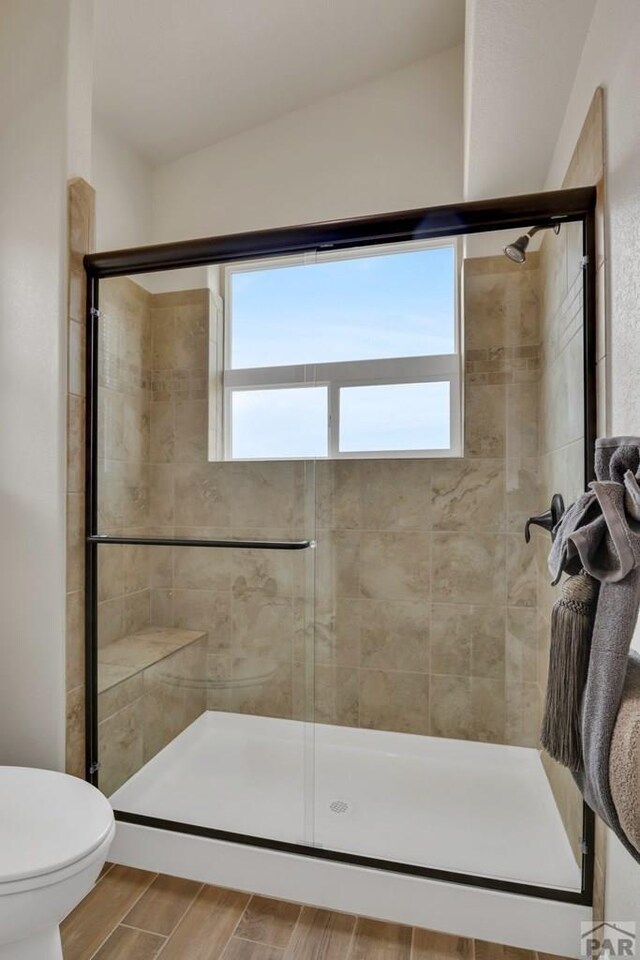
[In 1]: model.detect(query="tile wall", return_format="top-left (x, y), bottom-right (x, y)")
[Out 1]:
top-left (310, 253), bottom-right (541, 742)
top-left (66, 178), bottom-right (94, 778)
top-left (143, 289), bottom-right (312, 721)
top-left (535, 219), bottom-right (586, 861)
top-left (96, 257), bottom-right (543, 747)
top-left (534, 88), bottom-right (607, 893)
top-left (95, 285), bottom-right (218, 790)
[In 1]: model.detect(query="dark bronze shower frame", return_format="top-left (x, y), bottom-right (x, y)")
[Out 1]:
top-left (84, 186), bottom-right (597, 907)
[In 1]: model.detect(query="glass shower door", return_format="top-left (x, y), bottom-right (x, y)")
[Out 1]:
top-left (90, 207), bottom-right (592, 900)
top-left (94, 273), bottom-right (318, 849)
top-left (309, 224), bottom-right (587, 893)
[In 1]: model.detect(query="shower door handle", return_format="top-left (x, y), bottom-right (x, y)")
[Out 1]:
top-left (524, 493), bottom-right (565, 543)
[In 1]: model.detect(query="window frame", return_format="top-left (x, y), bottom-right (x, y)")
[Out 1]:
top-left (221, 237), bottom-right (462, 461)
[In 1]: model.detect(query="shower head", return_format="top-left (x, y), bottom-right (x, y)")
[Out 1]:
top-left (504, 234), bottom-right (529, 264)
top-left (503, 223), bottom-right (561, 264)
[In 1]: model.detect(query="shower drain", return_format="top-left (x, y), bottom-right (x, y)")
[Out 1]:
top-left (329, 799), bottom-right (352, 815)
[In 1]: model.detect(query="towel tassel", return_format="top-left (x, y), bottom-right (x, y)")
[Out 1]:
top-left (540, 570), bottom-right (599, 771)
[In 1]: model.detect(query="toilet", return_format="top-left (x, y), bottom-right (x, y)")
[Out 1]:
top-left (0, 767), bottom-right (115, 960)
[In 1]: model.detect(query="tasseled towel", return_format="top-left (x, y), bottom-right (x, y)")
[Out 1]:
top-left (540, 570), bottom-right (599, 770)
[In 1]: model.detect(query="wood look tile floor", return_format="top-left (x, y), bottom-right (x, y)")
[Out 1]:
top-left (61, 865), bottom-right (568, 960)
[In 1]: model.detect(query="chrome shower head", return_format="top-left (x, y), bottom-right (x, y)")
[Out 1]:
top-left (503, 223), bottom-right (561, 264)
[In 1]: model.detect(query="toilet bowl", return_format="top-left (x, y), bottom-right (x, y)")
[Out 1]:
top-left (0, 767), bottom-right (115, 960)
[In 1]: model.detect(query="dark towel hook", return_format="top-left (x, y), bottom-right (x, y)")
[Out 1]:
top-left (525, 493), bottom-right (565, 543)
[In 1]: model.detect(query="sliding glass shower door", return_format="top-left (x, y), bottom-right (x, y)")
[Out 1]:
top-left (88, 192), bottom-right (595, 903)
top-left (308, 223), bottom-right (587, 892)
top-left (94, 275), bottom-right (318, 846)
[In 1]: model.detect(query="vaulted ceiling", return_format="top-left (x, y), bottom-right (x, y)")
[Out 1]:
top-left (93, 0), bottom-right (601, 203)
top-left (93, 0), bottom-right (465, 164)
top-left (464, 0), bottom-right (597, 198)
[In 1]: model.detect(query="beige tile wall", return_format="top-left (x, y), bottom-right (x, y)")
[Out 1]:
top-left (534, 226), bottom-right (587, 868)
top-left (96, 262), bottom-right (543, 745)
top-left (97, 278), bottom-right (154, 649)
top-left (95, 285), bottom-right (212, 793)
top-left (98, 278), bottom-right (153, 536)
top-left (66, 178), bottom-right (95, 778)
top-left (535, 88), bottom-right (607, 889)
top-left (143, 288), bottom-right (312, 720)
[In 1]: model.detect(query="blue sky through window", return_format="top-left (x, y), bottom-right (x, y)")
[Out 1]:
top-left (227, 244), bottom-right (457, 458)
top-left (230, 246), bottom-right (455, 369)
top-left (340, 382), bottom-right (450, 452)
top-left (232, 387), bottom-right (328, 459)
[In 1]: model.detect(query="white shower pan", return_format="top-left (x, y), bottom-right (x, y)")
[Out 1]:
top-left (109, 711), bottom-right (590, 957)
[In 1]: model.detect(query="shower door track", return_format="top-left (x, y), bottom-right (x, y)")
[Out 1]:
top-left (84, 185), bottom-right (598, 908)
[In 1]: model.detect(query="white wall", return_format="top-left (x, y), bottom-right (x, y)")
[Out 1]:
top-left (547, 0), bottom-right (640, 923)
top-left (151, 47), bottom-right (463, 242)
top-left (67, 0), bottom-right (94, 181)
top-left (92, 115), bottom-right (152, 249)
top-left (0, 0), bottom-right (91, 770)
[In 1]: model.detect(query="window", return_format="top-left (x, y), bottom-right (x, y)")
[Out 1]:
top-left (221, 240), bottom-right (461, 460)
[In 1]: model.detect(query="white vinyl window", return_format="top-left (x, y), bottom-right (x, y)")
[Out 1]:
top-left (220, 239), bottom-right (461, 460)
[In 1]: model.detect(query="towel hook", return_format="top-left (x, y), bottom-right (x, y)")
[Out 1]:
top-left (525, 493), bottom-right (565, 543)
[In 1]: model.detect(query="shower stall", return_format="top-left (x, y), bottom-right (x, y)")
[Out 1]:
top-left (84, 188), bottom-right (597, 955)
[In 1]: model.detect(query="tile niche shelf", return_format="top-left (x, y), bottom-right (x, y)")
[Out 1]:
top-left (98, 626), bottom-right (208, 797)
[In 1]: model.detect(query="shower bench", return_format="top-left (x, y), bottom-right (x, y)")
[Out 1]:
top-left (97, 626), bottom-right (208, 796)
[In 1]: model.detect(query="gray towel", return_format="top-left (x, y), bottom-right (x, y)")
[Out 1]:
top-left (610, 653), bottom-right (640, 852)
top-left (549, 436), bottom-right (640, 863)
